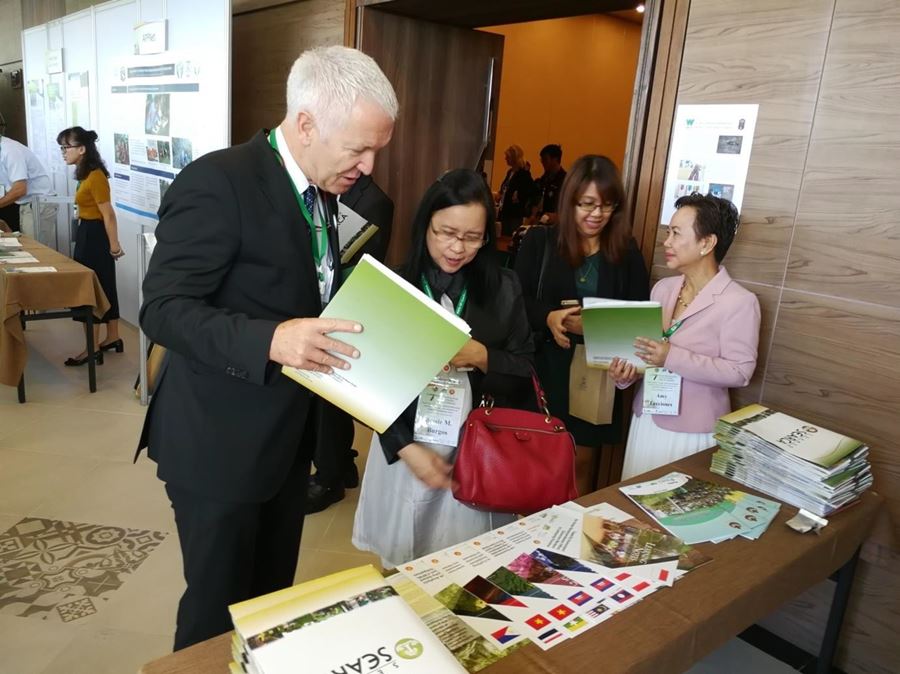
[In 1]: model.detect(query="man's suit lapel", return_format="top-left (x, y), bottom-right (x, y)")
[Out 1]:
top-left (251, 130), bottom-right (320, 295)
top-left (322, 192), bottom-right (343, 299)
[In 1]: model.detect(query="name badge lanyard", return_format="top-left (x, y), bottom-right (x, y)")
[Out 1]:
top-left (420, 274), bottom-right (468, 317)
top-left (267, 130), bottom-right (329, 284)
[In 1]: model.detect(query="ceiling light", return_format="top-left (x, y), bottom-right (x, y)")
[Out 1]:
top-left (636, 3), bottom-right (646, 12)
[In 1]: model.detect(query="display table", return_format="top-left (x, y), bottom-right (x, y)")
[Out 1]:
top-left (138, 449), bottom-right (882, 674)
top-left (0, 236), bottom-right (111, 400)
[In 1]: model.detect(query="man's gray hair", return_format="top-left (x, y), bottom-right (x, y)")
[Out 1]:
top-left (286, 46), bottom-right (399, 136)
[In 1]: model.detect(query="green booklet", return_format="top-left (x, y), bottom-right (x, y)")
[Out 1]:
top-left (581, 299), bottom-right (662, 371)
top-left (282, 255), bottom-right (471, 433)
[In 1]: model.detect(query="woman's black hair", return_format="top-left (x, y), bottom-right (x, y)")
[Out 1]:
top-left (673, 193), bottom-right (740, 262)
top-left (56, 126), bottom-right (109, 181)
top-left (402, 168), bottom-right (500, 304)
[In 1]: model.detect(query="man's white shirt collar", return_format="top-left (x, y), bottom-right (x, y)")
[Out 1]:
top-left (275, 126), bottom-right (313, 196)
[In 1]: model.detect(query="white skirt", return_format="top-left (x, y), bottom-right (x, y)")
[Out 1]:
top-left (352, 433), bottom-right (515, 569)
top-left (620, 413), bottom-right (716, 480)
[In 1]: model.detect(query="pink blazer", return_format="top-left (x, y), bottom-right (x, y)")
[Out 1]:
top-left (631, 267), bottom-right (760, 432)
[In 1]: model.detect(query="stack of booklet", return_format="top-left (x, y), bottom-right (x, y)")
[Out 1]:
top-left (711, 404), bottom-right (873, 516)
top-left (228, 565), bottom-right (466, 674)
top-left (620, 472), bottom-right (781, 544)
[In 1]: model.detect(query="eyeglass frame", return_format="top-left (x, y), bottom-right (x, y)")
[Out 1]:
top-left (428, 223), bottom-right (488, 250)
top-left (575, 200), bottom-right (618, 215)
top-left (59, 144), bottom-right (82, 151)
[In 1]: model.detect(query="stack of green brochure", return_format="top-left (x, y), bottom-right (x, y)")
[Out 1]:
top-left (712, 405), bottom-right (873, 516)
top-left (282, 254), bottom-right (471, 433)
top-left (581, 299), bottom-right (662, 371)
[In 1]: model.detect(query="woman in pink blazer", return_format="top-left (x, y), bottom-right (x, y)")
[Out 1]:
top-left (610, 193), bottom-right (760, 478)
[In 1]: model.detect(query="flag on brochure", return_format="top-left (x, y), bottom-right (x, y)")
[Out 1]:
top-left (712, 404), bottom-right (873, 517)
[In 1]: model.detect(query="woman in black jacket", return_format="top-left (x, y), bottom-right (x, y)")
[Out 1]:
top-left (353, 169), bottom-right (534, 568)
top-left (515, 155), bottom-right (649, 491)
top-left (497, 144), bottom-right (536, 235)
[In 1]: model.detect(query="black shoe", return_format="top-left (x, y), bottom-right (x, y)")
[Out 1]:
top-left (99, 338), bottom-right (124, 353)
top-left (64, 352), bottom-right (104, 367)
top-left (304, 482), bottom-right (345, 515)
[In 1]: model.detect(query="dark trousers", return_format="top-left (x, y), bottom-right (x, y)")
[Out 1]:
top-left (165, 448), bottom-right (310, 651)
top-left (312, 401), bottom-right (356, 486)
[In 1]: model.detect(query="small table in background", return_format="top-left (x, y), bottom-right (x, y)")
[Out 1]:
top-left (0, 236), bottom-right (110, 402)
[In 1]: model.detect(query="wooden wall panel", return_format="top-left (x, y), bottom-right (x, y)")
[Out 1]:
top-left (657, 0), bottom-right (834, 286)
top-left (785, 0), bottom-right (900, 306)
top-left (668, 0), bottom-right (900, 671)
top-left (0, 0), bottom-right (24, 64)
top-left (21, 0), bottom-right (65, 28)
top-left (231, 0), bottom-right (346, 144)
top-left (762, 291), bottom-right (900, 542)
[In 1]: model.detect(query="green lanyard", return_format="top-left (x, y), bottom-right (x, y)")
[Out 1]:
top-left (662, 319), bottom-right (683, 342)
top-left (267, 130), bottom-right (328, 270)
top-left (420, 275), bottom-right (468, 317)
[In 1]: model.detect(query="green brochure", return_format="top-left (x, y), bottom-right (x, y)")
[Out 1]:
top-left (581, 299), bottom-right (663, 371)
top-left (282, 254), bottom-right (471, 433)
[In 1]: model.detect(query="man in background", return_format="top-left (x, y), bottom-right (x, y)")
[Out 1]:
top-left (0, 127), bottom-right (53, 238)
top-left (306, 174), bottom-right (394, 514)
top-left (533, 143), bottom-right (566, 225)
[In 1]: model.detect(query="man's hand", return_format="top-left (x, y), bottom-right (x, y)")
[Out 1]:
top-left (398, 443), bottom-right (453, 490)
top-left (269, 318), bottom-right (362, 373)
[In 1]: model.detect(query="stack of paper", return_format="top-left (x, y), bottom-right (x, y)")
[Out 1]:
top-left (0, 250), bottom-right (39, 264)
top-left (282, 254), bottom-right (471, 433)
top-left (620, 472), bottom-right (781, 544)
top-left (0, 237), bottom-right (23, 248)
top-left (581, 299), bottom-right (663, 370)
top-left (228, 565), bottom-right (465, 674)
top-left (711, 404), bottom-right (873, 517)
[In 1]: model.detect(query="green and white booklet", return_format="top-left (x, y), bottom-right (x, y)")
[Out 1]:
top-left (282, 254), bottom-right (471, 433)
top-left (581, 299), bottom-right (662, 371)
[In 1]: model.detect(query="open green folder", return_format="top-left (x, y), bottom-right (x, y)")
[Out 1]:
top-left (581, 299), bottom-right (663, 371)
top-left (282, 254), bottom-right (471, 433)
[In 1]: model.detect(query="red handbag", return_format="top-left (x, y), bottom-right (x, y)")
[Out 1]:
top-left (452, 372), bottom-right (578, 514)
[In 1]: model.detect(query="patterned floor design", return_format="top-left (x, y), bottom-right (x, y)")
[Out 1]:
top-left (0, 517), bottom-right (167, 623)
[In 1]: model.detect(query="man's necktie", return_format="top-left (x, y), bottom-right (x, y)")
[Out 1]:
top-left (303, 185), bottom-right (316, 215)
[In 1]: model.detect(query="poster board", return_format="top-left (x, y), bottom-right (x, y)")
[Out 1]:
top-left (22, 0), bottom-right (230, 324)
top-left (660, 104), bottom-right (759, 226)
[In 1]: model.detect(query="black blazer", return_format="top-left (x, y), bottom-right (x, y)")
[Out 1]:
top-left (515, 226), bottom-right (649, 338)
top-left (498, 168), bottom-right (536, 221)
top-left (379, 269), bottom-right (535, 463)
top-left (339, 174), bottom-right (394, 266)
top-left (137, 130), bottom-right (341, 502)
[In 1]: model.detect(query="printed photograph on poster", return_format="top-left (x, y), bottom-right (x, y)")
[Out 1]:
top-left (172, 137), bottom-right (192, 169)
top-left (660, 104), bottom-right (759, 226)
top-left (146, 140), bottom-right (159, 162)
top-left (114, 133), bottom-right (130, 165)
top-left (157, 140), bottom-right (171, 165)
top-left (144, 93), bottom-right (170, 136)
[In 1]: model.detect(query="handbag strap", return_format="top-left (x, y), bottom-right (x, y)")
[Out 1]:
top-left (535, 226), bottom-right (551, 301)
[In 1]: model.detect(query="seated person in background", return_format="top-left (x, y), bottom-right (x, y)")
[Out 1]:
top-left (353, 168), bottom-right (534, 568)
top-left (610, 193), bottom-right (760, 479)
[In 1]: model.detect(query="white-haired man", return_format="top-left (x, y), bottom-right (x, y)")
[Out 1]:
top-left (137, 46), bottom-right (397, 650)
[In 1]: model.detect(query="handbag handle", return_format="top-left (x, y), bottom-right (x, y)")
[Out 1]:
top-left (480, 368), bottom-right (554, 423)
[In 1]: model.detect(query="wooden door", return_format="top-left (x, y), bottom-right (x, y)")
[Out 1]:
top-left (358, 8), bottom-right (504, 266)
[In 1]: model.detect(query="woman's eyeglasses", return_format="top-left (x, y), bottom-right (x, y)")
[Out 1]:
top-left (59, 144), bottom-right (81, 151)
top-left (576, 201), bottom-right (618, 215)
top-left (430, 225), bottom-right (487, 249)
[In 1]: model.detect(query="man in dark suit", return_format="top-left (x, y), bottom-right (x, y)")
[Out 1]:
top-left (305, 175), bottom-right (394, 513)
top-left (136, 46), bottom-right (398, 651)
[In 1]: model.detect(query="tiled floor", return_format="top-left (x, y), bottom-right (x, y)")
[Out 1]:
top-left (0, 318), bottom-right (380, 673)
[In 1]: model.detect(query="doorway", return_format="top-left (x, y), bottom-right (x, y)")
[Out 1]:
top-left (348, 0), bottom-right (688, 269)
